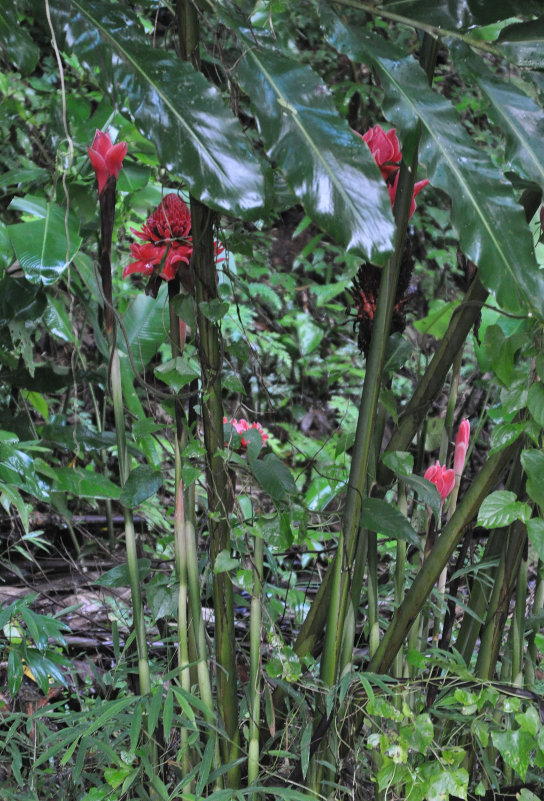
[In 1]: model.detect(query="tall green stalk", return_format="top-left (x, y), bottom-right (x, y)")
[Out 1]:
top-left (175, 4), bottom-right (238, 782)
top-left (291, 273), bottom-right (487, 664)
top-left (192, 197), bottom-right (240, 785)
top-left (319, 151), bottom-right (421, 691)
top-left (248, 533), bottom-right (263, 792)
top-left (169, 285), bottom-right (216, 782)
top-left (393, 481), bottom-right (407, 680)
top-left (474, 520), bottom-right (527, 681)
top-left (454, 440), bottom-right (524, 664)
top-left (92, 159), bottom-right (152, 703)
top-left (511, 541), bottom-right (528, 686)
top-left (369, 440), bottom-right (518, 674)
top-left (110, 349), bottom-right (151, 697)
top-left (174, 467), bottom-right (192, 780)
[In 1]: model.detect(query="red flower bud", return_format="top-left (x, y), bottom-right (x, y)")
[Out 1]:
top-left (361, 125), bottom-right (401, 180)
top-left (88, 130), bottom-right (127, 195)
top-left (359, 125), bottom-right (429, 218)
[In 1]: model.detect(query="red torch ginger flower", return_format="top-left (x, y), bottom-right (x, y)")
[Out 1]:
top-left (124, 193), bottom-right (225, 291)
top-left (359, 124), bottom-right (429, 218)
top-left (224, 416), bottom-right (269, 449)
top-left (424, 460), bottom-right (455, 502)
top-left (88, 130), bottom-right (127, 195)
top-left (124, 194), bottom-right (193, 283)
top-left (454, 418), bottom-right (470, 478)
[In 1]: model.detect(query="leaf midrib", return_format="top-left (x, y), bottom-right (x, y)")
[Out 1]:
top-left (478, 76), bottom-right (544, 186)
top-left (376, 58), bottom-right (518, 279)
top-left (246, 48), bottom-right (389, 239)
top-left (70, 0), bottom-right (232, 185)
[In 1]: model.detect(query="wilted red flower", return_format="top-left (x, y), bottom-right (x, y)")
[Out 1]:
top-left (124, 194), bottom-right (193, 283)
top-left (224, 416), bottom-right (269, 449)
top-left (349, 238), bottom-right (414, 356)
top-left (88, 130), bottom-right (127, 195)
top-left (454, 419), bottom-right (470, 477)
top-left (424, 461), bottom-right (455, 501)
top-left (359, 124), bottom-right (428, 218)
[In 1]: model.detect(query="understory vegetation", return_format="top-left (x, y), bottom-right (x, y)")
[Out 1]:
top-left (1, 1), bottom-right (544, 799)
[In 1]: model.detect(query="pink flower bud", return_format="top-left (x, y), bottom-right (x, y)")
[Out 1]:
top-left (424, 460), bottom-right (455, 501)
top-left (88, 130), bottom-right (127, 195)
top-left (454, 418), bottom-right (470, 477)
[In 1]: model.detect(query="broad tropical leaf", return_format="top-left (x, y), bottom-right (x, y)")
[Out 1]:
top-left (497, 19), bottom-right (544, 68)
top-left (379, 0), bottom-right (541, 30)
top-left (7, 201), bottom-right (82, 286)
top-left (451, 42), bottom-right (544, 194)
top-left (121, 290), bottom-right (169, 369)
top-left (235, 41), bottom-right (395, 264)
top-left (322, 9), bottom-right (544, 316)
top-left (0, 4), bottom-right (39, 74)
top-left (51, 0), bottom-right (265, 219)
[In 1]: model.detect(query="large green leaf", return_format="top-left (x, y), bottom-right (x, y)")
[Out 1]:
top-left (0, 277), bottom-right (46, 325)
top-left (361, 498), bottom-right (420, 548)
top-left (53, 466), bottom-right (121, 500)
top-left (120, 289), bottom-right (169, 369)
top-left (120, 465), bottom-right (163, 507)
top-left (521, 449), bottom-right (544, 508)
top-left (0, 5), bottom-right (39, 74)
top-left (251, 453), bottom-right (297, 501)
top-left (235, 42), bottom-right (395, 264)
top-left (379, 0), bottom-right (541, 31)
top-left (477, 490), bottom-right (531, 529)
top-left (497, 19), bottom-right (544, 68)
top-left (7, 201), bottom-right (82, 285)
top-left (451, 42), bottom-right (544, 193)
top-left (322, 10), bottom-right (544, 316)
top-left (51, 0), bottom-right (265, 219)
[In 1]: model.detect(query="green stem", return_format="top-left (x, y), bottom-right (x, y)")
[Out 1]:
top-left (475, 520), bottom-right (527, 681)
top-left (378, 276), bottom-right (488, 485)
top-left (367, 532), bottom-right (379, 658)
top-left (393, 482), bottom-right (407, 679)
top-left (511, 540), bottom-right (528, 686)
top-left (339, 526), bottom-right (368, 675)
top-left (248, 533), bottom-right (263, 792)
top-left (368, 440), bottom-right (517, 674)
top-left (319, 157), bottom-right (418, 689)
top-left (527, 558), bottom-right (544, 689)
top-left (110, 348), bottom-right (151, 697)
top-left (169, 286), bottom-right (217, 773)
top-left (169, 289), bottom-right (193, 782)
top-left (192, 197), bottom-right (240, 786)
top-left (174, 469), bottom-right (192, 781)
top-left (94, 163), bottom-right (154, 787)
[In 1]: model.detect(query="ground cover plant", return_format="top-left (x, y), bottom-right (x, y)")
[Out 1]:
top-left (1, 1), bottom-right (544, 799)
